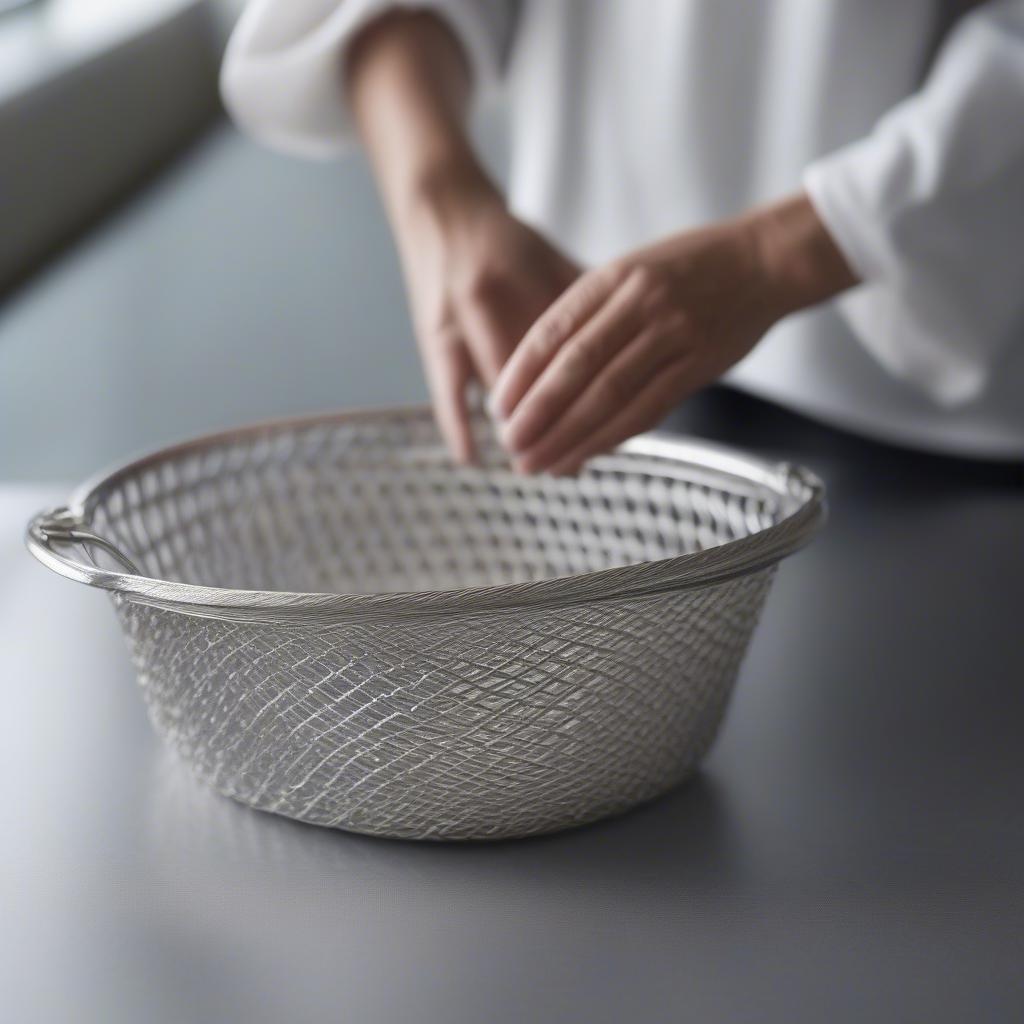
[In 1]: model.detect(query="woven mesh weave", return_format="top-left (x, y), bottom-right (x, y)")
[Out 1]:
top-left (85, 413), bottom-right (782, 596)
top-left (34, 409), bottom-right (820, 839)
top-left (115, 573), bottom-right (770, 839)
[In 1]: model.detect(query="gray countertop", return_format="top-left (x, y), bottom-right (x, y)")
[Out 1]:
top-left (4, 391), bottom-right (1023, 1024)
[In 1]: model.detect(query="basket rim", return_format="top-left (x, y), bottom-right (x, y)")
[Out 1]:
top-left (26, 404), bottom-right (826, 623)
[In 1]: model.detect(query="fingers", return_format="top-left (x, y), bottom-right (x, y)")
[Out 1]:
top-left (458, 259), bottom-right (578, 388)
top-left (489, 265), bottom-right (624, 421)
top-left (512, 327), bottom-right (688, 473)
top-left (498, 268), bottom-right (656, 454)
top-left (545, 360), bottom-right (694, 476)
top-left (422, 329), bottom-right (475, 464)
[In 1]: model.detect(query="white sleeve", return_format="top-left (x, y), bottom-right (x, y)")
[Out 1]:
top-left (220, 0), bottom-right (518, 160)
top-left (803, 0), bottom-right (1024, 406)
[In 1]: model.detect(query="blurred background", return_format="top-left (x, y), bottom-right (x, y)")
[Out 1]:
top-left (0, 0), bottom-right (507, 480)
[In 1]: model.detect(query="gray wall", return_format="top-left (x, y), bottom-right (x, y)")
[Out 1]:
top-left (0, 1), bottom-right (223, 293)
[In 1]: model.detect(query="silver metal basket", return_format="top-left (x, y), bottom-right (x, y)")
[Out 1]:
top-left (27, 407), bottom-right (825, 840)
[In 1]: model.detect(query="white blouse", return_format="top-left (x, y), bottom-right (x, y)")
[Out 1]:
top-left (221, 0), bottom-right (1024, 459)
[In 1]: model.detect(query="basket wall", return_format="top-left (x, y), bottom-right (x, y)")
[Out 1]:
top-left (115, 568), bottom-right (773, 840)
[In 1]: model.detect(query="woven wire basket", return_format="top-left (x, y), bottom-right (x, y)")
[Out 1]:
top-left (27, 406), bottom-right (824, 840)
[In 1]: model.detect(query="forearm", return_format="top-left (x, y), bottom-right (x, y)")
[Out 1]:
top-left (744, 192), bottom-right (860, 320)
top-left (346, 11), bottom-right (498, 228)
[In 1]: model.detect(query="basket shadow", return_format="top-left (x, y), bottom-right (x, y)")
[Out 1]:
top-left (146, 749), bottom-right (743, 892)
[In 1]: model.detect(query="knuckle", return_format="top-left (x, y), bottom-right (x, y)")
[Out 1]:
top-left (531, 310), bottom-right (573, 355)
top-left (629, 264), bottom-right (675, 309)
top-left (461, 269), bottom-right (503, 306)
top-left (625, 263), bottom-right (657, 293)
top-left (598, 262), bottom-right (631, 291)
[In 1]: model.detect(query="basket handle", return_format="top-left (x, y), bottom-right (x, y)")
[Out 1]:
top-left (26, 506), bottom-right (143, 581)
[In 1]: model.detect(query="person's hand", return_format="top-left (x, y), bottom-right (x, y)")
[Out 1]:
top-left (489, 193), bottom-right (858, 475)
top-left (394, 172), bottom-right (578, 462)
top-left (344, 10), bottom-right (579, 463)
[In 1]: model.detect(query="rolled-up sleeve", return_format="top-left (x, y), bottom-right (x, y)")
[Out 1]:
top-left (803, 0), bottom-right (1024, 406)
top-left (220, 0), bottom-right (518, 160)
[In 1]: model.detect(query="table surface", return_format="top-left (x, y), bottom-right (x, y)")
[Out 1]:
top-left (4, 392), bottom-right (1023, 1024)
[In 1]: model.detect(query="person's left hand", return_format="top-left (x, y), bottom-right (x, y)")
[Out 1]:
top-left (488, 193), bottom-right (857, 475)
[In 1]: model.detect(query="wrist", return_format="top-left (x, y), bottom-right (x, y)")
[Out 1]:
top-left (392, 154), bottom-right (504, 244)
top-left (345, 8), bottom-right (500, 238)
top-left (744, 191), bottom-right (859, 319)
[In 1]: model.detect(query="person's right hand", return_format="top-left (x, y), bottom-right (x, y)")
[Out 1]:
top-left (393, 173), bottom-right (579, 463)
